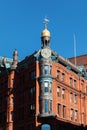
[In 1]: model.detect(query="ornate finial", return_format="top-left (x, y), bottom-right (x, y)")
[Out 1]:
top-left (43, 18), bottom-right (49, 29)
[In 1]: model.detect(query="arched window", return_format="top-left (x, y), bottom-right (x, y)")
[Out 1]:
top-left (41, 124), bottom-right (51, 130)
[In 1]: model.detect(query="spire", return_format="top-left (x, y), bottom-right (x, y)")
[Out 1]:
top-left (13, 49), bottom-right (18, 61)
top-left (11, 49), bottom-right (18, 70)
top-left (41, 18), bottom-right (51, 48)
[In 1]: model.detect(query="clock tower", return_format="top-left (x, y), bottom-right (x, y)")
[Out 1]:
top-left (39, 19), bottom-right (54, 117)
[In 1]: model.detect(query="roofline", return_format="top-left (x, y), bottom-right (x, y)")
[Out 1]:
top-left (68, 54), bottom-right (87, 59)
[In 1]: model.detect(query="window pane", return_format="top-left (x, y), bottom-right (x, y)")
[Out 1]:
top-left (44, 82), bottom-right (49, 87)
top-left (70, 93), bottom-right (73, 103)
top-left (62, 89), bottom-right (65, 99)
top-left (41, 124), bottom-right (51, 130)
top-left (44, 100), bottom-right (49, 113)
top-left (70, 109), bottom-right (74, 120)
top-left (63, 105), bottom-right (66, 118)
top-left (74, 94), bottom-right (77, 104)
top-left (70, 78), bottom-right (73, 87)
top-left (44, 82), bottom-right (49, 92)
top-left (62, 73), bottom-right (65, 82)
top-left (44, 65), bottom-right (49, 74)
top-left (57, 86), bottom-right (60, 97)
top-left (29, 87), bottom-right (35, 99)
top-left (44, 87), bottom-right (49, 92)
top-left (74, 80), bottom-right (76, 88)
top-left (75, 110), bottom-right (78, 121)
top-left (58, 104), bottom-right (61, 116)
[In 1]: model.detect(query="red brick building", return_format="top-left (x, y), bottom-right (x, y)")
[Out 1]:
top-left (69, 54), bottom-right (87, 69)
top-left (0, 20), bottom-right (87, 130)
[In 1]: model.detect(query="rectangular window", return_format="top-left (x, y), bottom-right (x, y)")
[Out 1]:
top-left (70, 108), bottom-right (74, 120)
top-left (62, 73), bottom-right (65, 82)
top-left (74, 80), bottom-right (76, 88)
top-left (57, 86), bottom-right (60, 97)
top-left (30, 104), bottom-right (35, 110)
top-left (57, 70), bottom-right (60, 79)
top-left (70, 78), bottom-right (73, 87)
top-left (62, 89), bottom-right (65, 99)
top-left (74, 94), bottom-right (77, 104)
top-left (70, 93), bottom-right (73, 103)
top-left (44, 65), bottom-right (49, 74)
top-left (75, 110), bottom-right (78, 121)
top-left (29, 87), bottom-right (35, 99)
top-left (44, 100), bottom-right (49, 113)
top-left (44, 82), bottom-right (49, 92)
top-left (29, 104), bottom-right (35, 116)
top-left (44, 87), bottom-right (49, 92)
top-left (58, 104), bottom-right (61, 117)
top-left (63, 105), bottom-right (66, 118)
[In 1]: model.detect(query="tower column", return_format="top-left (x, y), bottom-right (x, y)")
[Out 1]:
top-left (39, 19), bottom-right (54, 117)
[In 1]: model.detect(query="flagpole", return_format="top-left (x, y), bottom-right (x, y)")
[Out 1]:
top-left (74, 33), bottom-right (77, 66)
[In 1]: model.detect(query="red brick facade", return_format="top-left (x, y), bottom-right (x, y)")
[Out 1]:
top-left (0, 26), bottom-right (87, 130)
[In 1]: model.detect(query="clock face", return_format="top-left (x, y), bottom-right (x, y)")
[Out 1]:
top-left (41, 48), bottom-right (51, 58)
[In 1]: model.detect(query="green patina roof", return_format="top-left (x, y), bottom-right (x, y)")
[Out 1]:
top-left (0, 56), bottom-right (13, 68)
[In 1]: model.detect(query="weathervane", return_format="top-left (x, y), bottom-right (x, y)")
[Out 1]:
top-left (43, 18), bottom-right (49, 29)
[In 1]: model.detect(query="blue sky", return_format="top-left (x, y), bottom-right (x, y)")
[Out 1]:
top-left (0, 0), bottom-right (87, 60)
